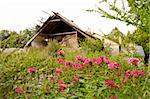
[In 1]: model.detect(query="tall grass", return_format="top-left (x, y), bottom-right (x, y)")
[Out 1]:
top-left (0, 40), bottom-right (149, 98)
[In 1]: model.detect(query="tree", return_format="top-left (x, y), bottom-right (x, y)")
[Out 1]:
top-left (104, 27), bottom-right (125, 44)
top-left (0, 30), bottom-right (10, 41)
top-left (104, 27), bottom-right (126, 52)
top-left (0, 31), bottom-right (22, 48)
top-left (0, 28), bottom-right (35, 48)
top-left (87, 0), bottom-right (150, 64)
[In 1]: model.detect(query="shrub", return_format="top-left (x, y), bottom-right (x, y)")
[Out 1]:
top-left (79, 39), bottom-right (104, 52)
top-left (46, 40), bottom-right (61, 53)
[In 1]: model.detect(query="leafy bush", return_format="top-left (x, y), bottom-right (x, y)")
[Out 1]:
top-left (0, 29), bottom-right (34, 48)
top-left (0, 46), bottom-right (149, 98)
top-left (46, 40), bottom-right (61, 54)
top-left (79, 39), bottom-right (104, 52)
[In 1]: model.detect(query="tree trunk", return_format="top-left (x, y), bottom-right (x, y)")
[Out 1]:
top-left (144, 52), bottom-right (149, 65)
top-left (143, 47), bottom-right (149, 65)
top-left (119, 45), bottom-right (121, 52)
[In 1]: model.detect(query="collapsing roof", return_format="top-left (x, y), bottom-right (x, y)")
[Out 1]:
top-left (25, 12), bottom-right (95, 48)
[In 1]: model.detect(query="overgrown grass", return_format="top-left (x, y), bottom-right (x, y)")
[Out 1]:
top-left (0, 41), bottom-right (149, 98)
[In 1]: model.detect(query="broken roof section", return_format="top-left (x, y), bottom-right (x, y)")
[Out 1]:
top-left (24, 11), bottom-right (95, 47)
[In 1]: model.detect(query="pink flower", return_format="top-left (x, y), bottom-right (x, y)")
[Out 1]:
top-left (111, 85), bottom-right (118, 89)
top-left (55, 67), bottom-right (62, 75)
top-left (72, 62), bottom-right (77, 70)
top-left (103, 57), bottom-right (110, 64)
top-left (130, 70), bottom-right (138, 78)
top-left (73, 75), bottom-right (80, 82)
top-left (76, 54), bottom-right (82, 60)
top-left (126, 70), bottom-right (130, 73)
top-left (133, 73), bottom-right (139, 78)
top-left (123, 80), bottom-right (127, 83)
top-left (91, 58), bottom-right (97, 63)
top-left (135, 70), bottom-right (139, 74)
top-left (27, 68), bottom-right (36, 73)
top-left (96, 57), bottom-right (103, 65)
top-left (125, 73), bottom-right (131, 78)
top-left (126, 69), bottom-right (144, 78)
top-left (108, 62), bottom-right (121, 70)
top-left (130, 70), bottom-right (135, 76)
top-left (108, 63), bottom-right (114, 69)
top-left (58, 80), bottom-right (65, 92)
top-left (65, 61), bottom-right (70, 68)
top-left (72, 75), bottom-right (80, 85)
top-left (58, 58), bottom-right (64, 64)
top-left (72, 80), bottom-right (76, 85)
top-left (58, 80), bottom-right (65, 84)
top-left (83, 58), bottom-right (90, 65)
top-left (15, 87), bottom-right (23, 93)
top-left (110, 95), bottom-right (118, 99)
top-left (128, 58), bottom-right (140, 65)
top-left (105, 80), bottom-right (118, 89)
top-left (113, 62), bottom-right (121, 69)
top-left (77, 63), bottom-right (82, 70)
top-left (131, 70), bottom-right (138, 76)
top-left (105, 80), bottom-right (115, 86)
top-left (59, 86), bottom-right (65, 92)
top-left (138, 71), bottom-right (144, 77)
top-left (57, 50), bottom-right (65, 56)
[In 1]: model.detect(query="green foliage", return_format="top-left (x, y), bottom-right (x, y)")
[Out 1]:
top-left (0, 46), bottom-right (149, 98)
top-left (0, 30), bottom-right (10, 40)
top-left (124, 31), bottom-right (133, 43)
top-left (80, 39), bottom-right (104, 52)
top-left (104, 27), bottom-right (125, 45)
top-left (132, 29), bottom-right (149, 52)
top-left (88, 0), bottom-right (150, 33)
top-left (1, 31), bottom-right (24, 48)
top-left (0, 28), bottom-right (35, 48)
top-left (46, 40), bottom-right (61, 53)
top-left (87, 0), bottom-right (150, 64)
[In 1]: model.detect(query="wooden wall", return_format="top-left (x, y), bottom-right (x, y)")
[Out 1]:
top-left (31, 36), bottom-right (47, 48)
top-left (31, 31), bottom-right (78, 48)
top-left (61, 33), bottom-right (78, 48)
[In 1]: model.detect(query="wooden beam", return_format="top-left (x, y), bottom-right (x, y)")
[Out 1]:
top-left (40, 31), bottom-right (77, 37)
top-left (53, 12), bottom-right (95, 39)
top-left (49, 19), bottom-right (61, 22)
top-left (51, 31), bottom-right (77, 36)
top-left (24, 19), bottom-right (60, 47)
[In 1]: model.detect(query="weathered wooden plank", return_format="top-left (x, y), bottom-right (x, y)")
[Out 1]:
top-left (49, 19), bottom-right (61, 22)
top-left (51, 31), bottom-right (77, 36)
top-left (39, 31), bottom-right (77, 37)
top-left (24, 19), bottom-right (59, 47)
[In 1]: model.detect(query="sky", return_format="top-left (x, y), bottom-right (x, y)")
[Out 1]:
top-left (0, 0), bottom-right (136, 35)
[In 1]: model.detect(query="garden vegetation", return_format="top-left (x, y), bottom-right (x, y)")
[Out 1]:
top-left (0, 40), bottom-right (149, 98)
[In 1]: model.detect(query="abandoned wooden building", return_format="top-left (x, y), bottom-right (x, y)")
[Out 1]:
top-left (25, 12), bottom-right (95, 48)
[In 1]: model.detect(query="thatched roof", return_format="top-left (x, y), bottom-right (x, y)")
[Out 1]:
top-left (24, 12), bottom-right (95, 47)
